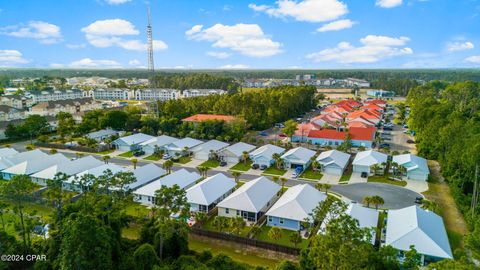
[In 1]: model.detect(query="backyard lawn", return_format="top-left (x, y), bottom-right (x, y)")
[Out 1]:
top-left (97, 149), bottom-right (115, 155)
top-left (201, 216), bottom-right (251, 237)
top-left (200, 160), bottom-right (220, 168)
top-left (174, 156), bottom-right (192, 164)
top-left (144, 154), bottom-right (161, 161)
top-left (262, 167), bottom-right (286, 176)
top-left (125, 201), bottom-right (150, 218)
top-left (253, 226), bottom-right (308, 249)
top-left (299, 168), bottom-right (323, 180)
top-left (118, 151), bottom-right (134, 158)
top-left (230, 160), bottom-right (252, 172)
top-left (339, 171), bottom-right (352, 183)
top-left (368, 175), bottom-right (407, 187)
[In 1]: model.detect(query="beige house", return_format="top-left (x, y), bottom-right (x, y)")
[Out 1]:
top-left (0, 95), bottom-right (33, 109)
top-left (0, 106), bottom-right (27, 121)
top-left (30, 98), bottom-right (103, 117)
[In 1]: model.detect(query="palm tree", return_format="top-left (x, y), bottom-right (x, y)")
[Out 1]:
top-left (241, 151), bottom-right (250, 165)
top-left (289, 231), bottom-right (302, 248)
top-left (231, 217), bottom-right (246, 235)
top-left (268, 227), bottom-right (282, 241)
top-left (182, 146), bottom-right (189, 157)
top-left (102, 155), bottom-right (110, 164)
top-left (371, 164), bottom-right (381, 175)
top-left (322, 183), bottom-right (331, 195)
top-left (131, 158), bottom-right (138, 169)
top-left (371, 195), bottom-right (385, 210)
top-left (363, 196), bottom-right (372, 208)
top-left (271, 176), bottom-right (280, 184)
top-left (390, 162), bottom-right (399, 178)
top-left (231, 171), bottom-right (242, 184)
top-left (311, 160), bottom-right (320, 172)
top-left (272, 153), bottom-right (281, 169)
top-left (163, 160), bottom-right (174, 174)
top-left (315, 183), bottom-right (324, 192)
top-left (212, 216), bottom-right (227, 232)
top-left (195, 212), bottom-right (208, 225)
top-left (196, 166), bottom-right (209, 178)
top-left (280, 177), bottom-right (288, 193)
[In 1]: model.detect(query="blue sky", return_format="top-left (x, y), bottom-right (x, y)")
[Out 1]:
top-left (1, 0), bottom-right (480, 69)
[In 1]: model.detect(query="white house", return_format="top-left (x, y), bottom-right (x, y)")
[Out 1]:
top-left (385, 206), bottom-right (453, 265)
top-left (346, 204), bottom-right (379, 244)
top-left (30, 155), bottom-right (103, 186)
top-left (0, 149), bottom-right (48, 171)
top-left (249, 144), bottom-right (285, 168)
top-left (190, 139), bottom-right (229, 160)
top-left (0, 147), bottom-right (18, 158)
top-left (163, 137), bottom-right (203, 157)
top-left (218, 142), bottom-right (256, 164)
top-left (281, 147), bottom-right (317, 170)
top-left (217, 176), bottom-right (281, 222)
top-left (128, 163), bottom-right (167, 190)
top-left (112, 133), bottom-right (155, 152)
top-left (392, 154), bottom-right (430, 181)
top-left (64, 163), bottom-right (127, 191)
top-left (140, 135), bottom-right (178, 155)
top-left (2, 153), bottom-right (70, 180)
top-left (86, 129), bottom-right (120, 142)
top-left (186, 173), bottom-right (236, 213)
top-left (266, 184), bottom-right (326, 231)
top-left (315, 150), bottom-right (351, 175)
top-left (134, 168), bottom-right (200, 205)
top-left (352, 150), bottom-right (388, 175)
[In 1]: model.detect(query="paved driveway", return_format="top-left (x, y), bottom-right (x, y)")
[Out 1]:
top-left (331, 183), bottom-right (422, 209)
top-left (348, 172), bottom-right (367, 184)
top-left (320, 173), bottom-right (340, 184)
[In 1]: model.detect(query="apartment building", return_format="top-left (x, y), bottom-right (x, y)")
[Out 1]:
top-left (28, 89), bottom-right (85, 103)
top-left (135, 88), bottom-right (181, 101)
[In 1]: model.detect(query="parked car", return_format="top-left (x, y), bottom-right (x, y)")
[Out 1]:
top-left (361, 172), bottom-right (368, 178)
top-left (379, 143), bottom-right (390, 149)
top-left (133, 150), bottom-right (145, 157)
top-left (219, 161), bottom-right (227, 167)
top-left (258, 131), bottom-right (268, 136)
top-left (403, 124), bottom-right (409, 128)
top-left (292, 167), bottom-right (303, 178)
top-left (260, 165), bottom-right (267, 170)
top-left (278, 133), bottom-right (287, 138)
top-left (381, 131), bottom-right (391, 135)
top-left (383, 126), bottom-right (393, 131)
top-left (406, 139), bottom-right (415, 144)
top-left (162, 153), bottom-right (171, 160)
top-left (415, 197), bottom-right (424, 204)
top-left (251, 164), bottom-right (259, 170)
top-left (275, 123), bottom-right (285, 128)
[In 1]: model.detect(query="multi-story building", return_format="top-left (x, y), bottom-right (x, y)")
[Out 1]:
top-left (0, 105), bottom-right (27, 121)
top-left (135, 88), bottom-right (181, 101)
top-left (182, 89), bottom-right (226, 98)
top-left (0, 95), bottom-right (34, 109)
top-left (90, 88), bottom-right (134, 100)
top-left (27, 89), bottom-right (85, 103)
top-left (345, 78), bottom-right (371, 88)
top-left (29, 98), bottom-right (103, 117)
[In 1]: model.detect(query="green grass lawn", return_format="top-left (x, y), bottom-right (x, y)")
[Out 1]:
top-left (368, 175), bottom-right (407, 187)
top-left (299, 168), bottom-right (323, 180)
top-left (339, 171), bottom-right (352, 183)
top-left (124, 202), bottom-right (150, 218)
top-left (262, 167), bottom-right (287, 176)
top-left (202, 216), bottom-right (251, 237)
top-left (118, 151), bottom-right (134, 158)
top-left (174, 156), bottom-right (192, 164)
top-left (254, 226), bottom-right (308, 249)
top-left (144, 154), bottom-right (161, 161)
top-left (230, 160), bottom-right (252, 172)
top-left (97, 149), bottom-right (114, 155)
top-left (200, 160), bottom-right (220, 168)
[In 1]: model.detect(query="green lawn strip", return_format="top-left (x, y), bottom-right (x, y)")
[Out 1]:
top-left (261, 167), bottom-right (286, 176)
top-left (97, 149), bottom-right (115, 155)
top-left (299, 168), bottom-right (323, 181)
top-left (124, 202), bottom-right (150, 218)
top-left (230, 161), bottom-right (252, 172)
top-left (200, 160), bottom-right (220, 168)
top-left (339, 171), bottom-right (352, 183)
top-left (122, 223), bottom-right (141, 240)
top-left (202, 216), bottom-right (251, 237)
top-left (254, 226), bottom-right (307, 249)
top-left (367, 175), bottom-right (407, 187)
top-left (447, 229), bottom-right (464, 252)
top-left (188, 236), bottom-right (279, 268)
top-left (174, 156), bottom-right (192, 164)
top-left (118, 151), bottom-right (134, 158)
top-left (144, 154), bottom-right (161, 161)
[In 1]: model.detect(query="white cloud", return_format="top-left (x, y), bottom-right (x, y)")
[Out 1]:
top-left (186, 23), bottom-right (282, 57)
top-left (317, 19), bottom-right (356, 32)
top-left (376, 0), bottom-right (403, 8)
top-left (306, 35), bottom-right (413, 64)
top-left (219, 64), bottom-right (249, 69)
top-left (81, 19), bottom-right (167, 51)
top-left (248, 0), bottom-right (348, 23)
top-left (464, 55), bottom-right (480, 63)
top-left (128, 59), bottom-right (141, 66)
top-left (0, 50), bottom-right (29, 66)
top-left (206, 51), bottom-right (231, 59)
top-left (66, 43), bottom-right (86, 49)
top-left (1, 21), bottom-right (62, 44)
top-left (70, 58), bottom-right (122, 68)
top-left (50, 63), bottom-right (65, 68)
top-left (105, 0), bottom-right (131, 4)
top-left (446, 41), bottom-right (474, 52)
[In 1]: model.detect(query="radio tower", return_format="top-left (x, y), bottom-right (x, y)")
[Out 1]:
top-left (147, 0), bottom-right (155, 85)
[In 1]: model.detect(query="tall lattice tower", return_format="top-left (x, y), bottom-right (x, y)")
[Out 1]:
top-left (147, 0), bottom-right (155, 82)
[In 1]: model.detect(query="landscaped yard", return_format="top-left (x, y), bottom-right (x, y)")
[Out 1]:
top-left (201, 216), bottom-right (251, 237)
top-left (125, 201), bottom-right (150, 218)
top-left (174, 156), bottom-right (192, 164)
top-left (118, 151), bottom-right (134, 158)
top-left (144, 154), bottom-right (161, 161)
top-left (253, 226), bottom-right (308, 249)
top-left (230, 160), bottom-right (253, 172)
top-left (299, 168), bottom-right (323, 180)
top-left (262, 167), bottom-right (286, 176)
top-left (200, 159), bottom-right (220, 168)
top-left (368, 175), bottom-right (407, 187)
top-left (97, 149), bottom-right (115, 155)
top-left (339, 171), bottom-right (352, 183)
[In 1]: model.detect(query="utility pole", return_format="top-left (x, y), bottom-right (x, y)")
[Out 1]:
top-left (146, 0), bottom-right (159, 119)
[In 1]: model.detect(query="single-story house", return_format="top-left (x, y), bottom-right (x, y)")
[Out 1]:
top-left (31, 155), bottom-right (103, 186)
top-left (352, 150), bottom-right (388, 175)
top-left (86, 129), bottom-right (120, 141)
top-left (299, 127), bottom-right (377, 148)
top-left (346, 204), bottom-right (379, 244)
top-left (315, 150), bottom-right (351, 175)
top-left (140, 135), bottom-right (178, 155)
top-left (0, 149), bottom-right (48, 171)
top-left (128, 163), bottom-right (167, 190)
top-left (186, 173), bottom-right (236, 213)
top-left (385, 205), bottom-right (453, 265)
top-left (134, 168), bottom-right (200, 205)
top-left (64, 163), bottom-right (127, 191)
top-left (217, 176), bottom-right (281, 222)
top-left (112, 133), bottom-right (155, 152)
top-left (266, 184), bottom-right (326, 230)
top-left (280, 147), bottom-right (316, 170)
top-left (163, 137), bottom-right (203, 157)
top-left (190, 139), bottom-right (229, 161)
top-left (392, 154), bottom-right (430, 181)
top-left (249, 144), bottom-right (285, 168)
top-left (218, 142), bottom-right (256, 164)
top-left (0, 147), bottom-right (18, 158)
top-left (2, 153), bottom-right (70, 180)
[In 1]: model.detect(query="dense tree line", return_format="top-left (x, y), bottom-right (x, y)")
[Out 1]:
top-left (151, 73), bottom-right (240, 93)
top-left (371, 78), bottom-right (420, 96)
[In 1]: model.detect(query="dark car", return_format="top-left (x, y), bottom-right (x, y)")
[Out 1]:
top-left (133, 150), bottom-right (145, 157)
top-left (260, 165), bottom-right (267, 170)
top-left (251, 164), bottom-right (259, 170)
top-left (219, 161), bottom-right (227, 167)
top-left (406, 139), bottom-right (415, 144)
top-left (361, 172), bottom-right (368, 178)
top-left (415, 197), bottom-right (424, 204)
top-left (379, 143), bottom-right (390, 148)
top-left (258, 131), bottom-right (268, 136)
top-left (383, 126), bottom-right (393, 131)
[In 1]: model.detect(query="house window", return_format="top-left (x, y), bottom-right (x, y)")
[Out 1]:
top-left (268, 216), bottom-right (272, 222)
top-left (267, 202), bottom-right (270, 207)
top-left (236, 210), bottom-right (240, 216)
top-left (225, 208), bottom-right (229, 214)
top-left (280, 218), bottom-right (284, 224)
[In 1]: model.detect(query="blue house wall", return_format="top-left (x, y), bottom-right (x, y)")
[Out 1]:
top-left (293, 136), bottom-right (373, 148)
top-left (267, 215), bottom-right (301, 231)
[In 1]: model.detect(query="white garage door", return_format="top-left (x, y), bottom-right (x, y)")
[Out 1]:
top-left (226, 157), bottom-right (239, 164)
top-left (353, 165), bottom-right (369, 173)
top-left (118, 145), bottom-right (130, 152)
top-left (194, 152), bottom-right (209, 161)
top-left (325, 167), bottom-right (343, 176)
